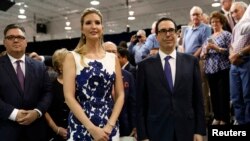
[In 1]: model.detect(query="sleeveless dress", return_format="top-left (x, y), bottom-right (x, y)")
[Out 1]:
top-left (67, 51), bottom-right (119, 141)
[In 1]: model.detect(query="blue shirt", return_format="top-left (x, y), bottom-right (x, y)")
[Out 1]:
top-left (128, 42), bottom-right (145, 64)
top-left (141, 33), bottom-right (159, 57)
top-left (184, 23), bottom-right (211, 54)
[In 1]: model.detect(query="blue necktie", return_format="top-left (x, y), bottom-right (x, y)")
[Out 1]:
top-left (164, 56), bottom-right (173, 92)
top-left (16, 60), bottom-right (24, 90)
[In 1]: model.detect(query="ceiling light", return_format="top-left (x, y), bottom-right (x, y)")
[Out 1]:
top-left (18, 14), bottom-right (27, 19)
top-left (65, 26), bottom-right (72, 30)
top-left (212, 2), bottom-right (221, 7)
top-left (128, 16), bottom-right (135, 20)
top-left (129, 11), bottom-right (134, 16)
top-left (19, 8), bottom-right (25, 14)
top-left (66, 21), bottom-right (70, 26)
top-left (90, 0), bottom-right (100, 6)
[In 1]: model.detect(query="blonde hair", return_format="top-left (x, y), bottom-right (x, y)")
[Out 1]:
top-left (74, 7), bottom-right (103, 53)
top-left (52, 48), bottom-right (69, 74)
top-left (74, 7), bottom-right (103, 66)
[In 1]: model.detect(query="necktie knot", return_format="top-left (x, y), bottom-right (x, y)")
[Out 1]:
top-left (16, 60), bottom-right (22, 65)
top-left (165, 56), bottom-right (171, 61)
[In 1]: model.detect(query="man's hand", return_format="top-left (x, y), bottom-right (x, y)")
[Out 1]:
top-left (29, 52), bottom-right (42, 61)
top-left (16, 110), bottom-right (39, 125)
top-left (193, 134), bottom-right (203, 141)
top-left (229, 53), bottom-right (244, 65)
top-left (16, 109), bottom-right (28, 121)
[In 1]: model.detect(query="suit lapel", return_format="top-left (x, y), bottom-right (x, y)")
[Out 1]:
top-left (2, 55), bottom-right (24, 94)
top-left (24, 56), bottom-right (33, 93)
top-left (154, 54), bottom-right (172, 94)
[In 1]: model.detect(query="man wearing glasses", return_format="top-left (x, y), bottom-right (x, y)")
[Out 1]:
top-left (136, 17), bottom-right (206, 141)
top-left (128, 30), bottom-right (147, 65)
top-left (0, 24), bottom-right (52, 141)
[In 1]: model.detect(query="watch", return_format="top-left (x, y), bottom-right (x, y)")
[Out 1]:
top-left (238, 51), bottom-right (244, 57)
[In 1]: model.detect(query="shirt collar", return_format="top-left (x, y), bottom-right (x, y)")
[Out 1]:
top-left (222, 8), bottom-right (230, 15)
top-left (122, 61), bottom-right (129, 69)
top-left (7, 53), bottom-right (25, 64)
top-left (159, 48), bottom-right (176, 61)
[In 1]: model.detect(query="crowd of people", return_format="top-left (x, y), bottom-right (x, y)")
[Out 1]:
top-left (0, 0), bottom-right (250, 141)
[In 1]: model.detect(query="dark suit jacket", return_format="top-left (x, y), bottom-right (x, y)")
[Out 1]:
top-left (124, 62), bottom-right (136, 79)
top-left (119, 70), bottom-right (136, 136)
top-left (44, 55), bottom-right (52, 67)
top-left (219, 9), bottom-right (234, 33)
top-left (0, 55), bottom-right (52, 141)
top-left (136, 53), bottom-right (206, 141)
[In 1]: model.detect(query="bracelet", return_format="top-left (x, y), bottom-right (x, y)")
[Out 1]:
top-left (107, 120), bottom-right (115, 128)
top-left (56, 127), bottom-right (60, 135)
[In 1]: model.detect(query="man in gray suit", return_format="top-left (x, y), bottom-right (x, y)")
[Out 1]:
top-left (136, 17), bottom-right (206, 141)
top-left (0, 24), bottom-right (52, 141)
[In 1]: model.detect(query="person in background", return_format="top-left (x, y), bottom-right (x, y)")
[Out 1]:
top-left (119, 41), bottom-right (128, 49)
top-left (229, 4), bottom-right (250, 125)
top-left (202, 13), bottom-right (210, 25)
top-left (103, 41), bottom-right (137, 139)
top-left (63, 7), bottom-right (124, 141)
top-left (45, 48), bottom-right (70, 141)
top-left (136, 17), bottom-right (206, 141)
top-left (230, 1), bottom-right (248, 24)
top-left (29, 52), bottom-right (52, 67)
top-left (140, 21), bottom-right (160, 58)
top-left (0, 24), bottom-right (52, 141)
top-left (183, 6), bottom-right (212, 124)
top-left (240, 5), bottom-right (250, 35)
top-left (117, 47), bottom-right (136, 79)
top-left (128, 29), bottom-right (147, 65)
top-left (200, 11), bottom-right (232, 125)
top-left (219, 0), bottom-right (235, 32)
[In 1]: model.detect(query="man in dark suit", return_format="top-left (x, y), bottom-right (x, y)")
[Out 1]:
top-left (136, 18), bottom-right (206, 141)
top-left (219, 0), bottom-right (235, 32)
top-left (117, 47), bottom-right (136, 79)
top-left (0, 24), bottom-right (52, 141)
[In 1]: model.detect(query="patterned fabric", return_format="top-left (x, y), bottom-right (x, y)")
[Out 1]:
top-left (203, 31), bottom-right (231, 74)
top-left (231, 25), bottom-right (250, 53)
top-left (68, 51), bottom-right (118, 141)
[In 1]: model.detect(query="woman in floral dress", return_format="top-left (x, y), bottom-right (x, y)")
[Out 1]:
top-left (63, 7), bottom-right (124, 141)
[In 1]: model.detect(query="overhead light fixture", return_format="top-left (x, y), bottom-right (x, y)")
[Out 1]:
top-left (129, 11), bottom-right (134, 16)
top-left (19, 8), bottom-right (25, 14)
top-left (65, 26), bottom-right (72, 30)
top-left (18, 14), bottom-right (27, 19)
top-left (128, 16), bottom-right (135, 20)
top-left (66, 21), bottom-right (70, 26)
top-left (212, 2), bottom-right (221, 7)
top-left (90, 0), bottom-right (100, 6)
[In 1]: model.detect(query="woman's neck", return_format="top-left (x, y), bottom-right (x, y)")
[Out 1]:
top-left (85, 41), bottom-right (103, 53)
top-left (213, 28), bottom-right (223, 35)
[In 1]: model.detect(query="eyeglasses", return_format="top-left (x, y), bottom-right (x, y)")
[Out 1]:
top-left (5, 35), bottom-right (26, 41)
top-left (191, 13), bottom-right (201, 16)
top-left (231, 9), bottom-right (238, 14)
top-left (136, 35), bottom-right (142, 39)
top-left (158, 28), bottom-right (176, 35)
top-left (106, 50), bottom-right (117, 54)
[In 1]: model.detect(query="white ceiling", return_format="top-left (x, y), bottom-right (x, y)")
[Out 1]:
top-left (0, 0), bottom-right (249, 44)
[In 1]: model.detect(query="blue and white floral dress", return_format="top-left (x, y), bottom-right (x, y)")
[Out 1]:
top-left (67, 51), bottom-right (119, 141)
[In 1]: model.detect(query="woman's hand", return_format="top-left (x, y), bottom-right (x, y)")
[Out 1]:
top-left (89, 126), bottom-right (109, 141)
